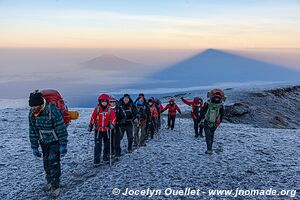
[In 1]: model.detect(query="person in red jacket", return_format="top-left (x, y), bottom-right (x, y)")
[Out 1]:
top-left (161, 99), bottom-right (181, 130)
top-left (181, 97), bottom-right (204, 138)
top-left (148, 98), bottom-right (159, 138)
top-left (154, 99), bottom-right (163, 129)
top-left (88, 94), bottom-right (116, 166)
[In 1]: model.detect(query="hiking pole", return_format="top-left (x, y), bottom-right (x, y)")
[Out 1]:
top-left (178, 117), bottom-right (181, 134)
top-left (109, 129), bottom-right (112, 167)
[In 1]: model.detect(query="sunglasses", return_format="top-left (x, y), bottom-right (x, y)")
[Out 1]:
top-left (110, 101), bottom-right (116, 103)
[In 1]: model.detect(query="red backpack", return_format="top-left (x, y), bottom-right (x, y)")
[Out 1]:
top-left (41, 89), bottom-right (71, 126)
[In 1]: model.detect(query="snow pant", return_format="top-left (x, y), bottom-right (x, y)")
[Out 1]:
top-left (157, 115), bottom-right (161, 129)
top-left (168, 115), bottom-right (176, 130)
top-left (204, 123), bottom-right (217, 151)
top-left (94, 130), bottom-right (110, 164)
top-left (194, 119), bottom-right (204, 137)
top-left (134, 123), bottom-right (147, 146)
top-left (113, 128), bottom-right (122, 157)
top-left (41, 141), bottom-right (61, 189)
top-left (119, 124), bottom-right (134, 153)
top-left (111, 129), bottom-right (115, 155)
top-left (148, 119), bottom-right (156, 139)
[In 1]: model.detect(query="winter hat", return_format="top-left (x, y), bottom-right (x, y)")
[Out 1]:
top-left (29, 91), bottom-right (44, 107)
top-left (138, 93), bottom-right (144, 97)
top-left (124, 94), bottom-right (130, 98)
top-left (98, 94), bottom-right (110, 101)
top-left (110, 95), bottom-right (117, 102)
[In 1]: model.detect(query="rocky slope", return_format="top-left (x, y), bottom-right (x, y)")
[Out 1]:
top-left (224, 86), bottom-right (300, 129)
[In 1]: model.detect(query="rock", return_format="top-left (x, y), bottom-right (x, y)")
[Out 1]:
top-left (225, 102), bottom-right (250, 117)
top-left (268, 86), bottom-right (300, 97)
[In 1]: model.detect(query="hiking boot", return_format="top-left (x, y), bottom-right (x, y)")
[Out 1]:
top-left (50, 187), bottom-right (60, 197)
top-left (140, 143), bottom-right (147, 147)
top-left (128, 149), bottom-right (133, 153)
top-left (93, 163), bottom-right (101, 168)
top-left (114, 156), bottom-right (120, 161)
top-left (205, 150), bottom-right (213, 155)
top-left (199, 134), bottom-right (204, 138)
top-left (195, 134), bottom-right (199, 138)
top-left (103, 156), bottom-right (109, 163)
top-left (42, 182), bottom-right (51, 192)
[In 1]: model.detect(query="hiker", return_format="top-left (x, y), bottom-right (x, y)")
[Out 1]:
top-left (200, 89), bottom-right (225, 155)
top-left (161, 99), bottom-right (181, 130)
top-left (181, 97), bottom-right (204, 138)
top-left (28, 91), bottom-right (68, 197)
top-left (88, 94), bottom-right (116, 166)
top-left (134, 94), bottom-right (150, 146)
top-left (154, 99), bottom-right (163, 130)
top-left (148, 98), bottom-right (159, 139)
top-left (109, 95), bottom-right (124, 160)
top-left (117, 94), bottom-right (137, 154)
top-left (134, 93), bottom-right (146, 104)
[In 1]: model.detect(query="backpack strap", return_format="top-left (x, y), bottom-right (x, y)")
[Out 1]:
top-left (48, 104), bottom-right (52, 121)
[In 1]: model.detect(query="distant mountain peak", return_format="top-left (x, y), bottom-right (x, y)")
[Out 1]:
top-left (98, 54), bottom-right (118, 59)
top-left (82, 54), bottom-right (142, 71)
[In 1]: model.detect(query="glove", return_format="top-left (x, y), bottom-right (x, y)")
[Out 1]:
top-left (133, 118), bottom-right (139, 124)
top-left (88, 124), bottom-right (93, 132)
top-left (59, 145), bottom-right (67, 157)
top-left (179, 111), bottom-right (182, 115)
top-left (180, 97), bottom-right (184, 100)
top-left (109, 123), bottom-right (115, 130)
top-left (32, 147), bottom-right (42, 157)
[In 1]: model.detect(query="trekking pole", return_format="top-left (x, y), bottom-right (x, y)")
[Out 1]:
top-left (109, 129), bottom-right (112, 167)
top-left (178, 117), bottom-right (181, 134)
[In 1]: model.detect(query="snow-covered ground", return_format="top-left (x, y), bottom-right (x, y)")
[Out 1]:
top-left (0, 107), bottom-right (299, 199)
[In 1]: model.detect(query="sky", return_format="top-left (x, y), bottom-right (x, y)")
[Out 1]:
top-left (1, 0), bottom-right (300, 49)
top-left (0, 0), bottom-right (300, 104)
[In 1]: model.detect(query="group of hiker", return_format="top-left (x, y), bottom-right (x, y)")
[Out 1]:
top-left (28, 89), bottom-right (225, 197)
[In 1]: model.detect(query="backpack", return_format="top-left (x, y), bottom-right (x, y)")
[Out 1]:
top-left (192, 105), bottom-right (201, 118)
top-left (207, 88), bottom-right (226, 102)
top-left (205, 101), bottom-right (223, 125)
top-left (41, 89), bottom-right (71, 126)
top-left (137, 104), bottom-right (147, 120)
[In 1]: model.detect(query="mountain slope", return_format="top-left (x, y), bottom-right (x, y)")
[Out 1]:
top-left (1, 109), bottom-right (299, 199)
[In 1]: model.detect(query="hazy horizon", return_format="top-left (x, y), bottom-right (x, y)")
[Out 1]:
top-left (1, 0), bottom-right (300, 104)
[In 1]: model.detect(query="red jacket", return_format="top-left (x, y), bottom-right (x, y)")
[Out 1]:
top-left (182, 99), bottom-right (202, 120)
top-left (149, 105), bottom-right (159, 119)
top-left (90, 105), bottom-right (116, 132)
top-left (161, 104), bottom-right (181, 117)
top-left (159, 104), bottom-right (163, 112)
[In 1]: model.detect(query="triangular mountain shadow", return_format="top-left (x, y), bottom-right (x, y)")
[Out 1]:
top-left (140, 49), bottom-right (300, 88)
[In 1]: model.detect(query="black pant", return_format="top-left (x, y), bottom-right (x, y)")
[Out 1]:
top-left (204, 123), bottom-right (217, 151)
top-left (193, 119), bottom-right (204, 137)
top-left (114, 127), bottom-right (122, 156)
top-left (41, 141), bottom-right (61, 189)
top-left (148, 119), bottom-right (156, 139)
top-left (157, 115), bottom-right (161, 129)
top-left (94, 130), bottom-right (110, 164)
top-left (168, 116), bottom-right (176, 130)
top-left (120, 124), bottom-right (134, 151)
